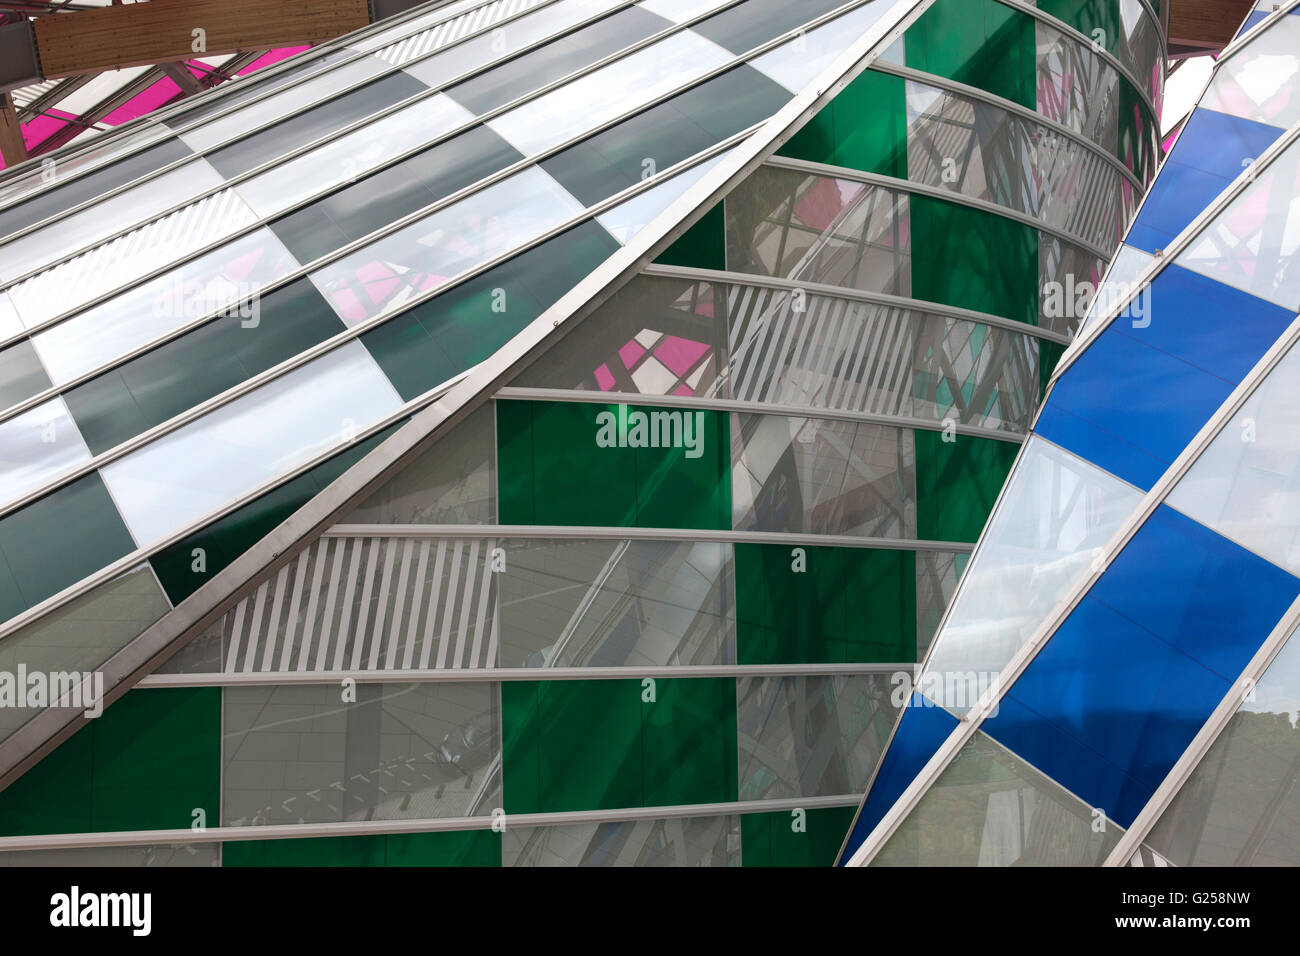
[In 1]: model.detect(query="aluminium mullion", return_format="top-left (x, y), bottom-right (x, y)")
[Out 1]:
top-left (848, 310), bottom-right (1300, 866)
top-left (641, 263), bottom-right (1072, 345)
top-left (869, 60), bottom-right (1143, 190)
top-left (0, 0), bottom-right (518, 201)
top-left (1102, 591), bottom-right (1300, 865)
top-left (0, 0), bottom-right (656, 283)
top-left (995, 0), bottom-right (1161, 121)
top-left (492, 386), bottom-right (1025, 442)
top-left (1050, 117), bottom-right (1300, 386)
top-left (0, 138), bottom-right (751, 524)
top-left (765, 155), bottom-right (1113, 260)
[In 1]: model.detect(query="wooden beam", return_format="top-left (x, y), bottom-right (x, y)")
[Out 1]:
top-left (32, 0), bottom-right (370, 79)
top-left (1168, 0), bottom-right (1255, 53)
top-left (0, 90), bottom-right (27, 166)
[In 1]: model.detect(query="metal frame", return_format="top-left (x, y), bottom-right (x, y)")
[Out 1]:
top-left (847, 308), bottom-right (1300, 866)
top-left (0, 0), bottom-right (938, 793)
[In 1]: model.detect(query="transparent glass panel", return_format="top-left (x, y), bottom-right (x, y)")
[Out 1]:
top-left (1176, 140), bottom-right (1300, 311)
top-left (0, 160), bottom-right (226, 286)
top-left (916, 549), bottom-right (964, 661)
top-left (0, 844), bottom-right (219, 867)
top-left (0, 398), bottom-right (91, 506)
top-left (31, 227), bottom-right (299, 386)
top-left (100, 342), bottom-right (402, 547)
top-left (363, 0), bottom-right (552, 63)
top-left (731, 412), bottom-right (917, 539)
top-left (920, 436), bottom-right (1145, 713)
top-left (1076, 242), bottom-right (1153, 337)
top-left (351, 0), bottom-right (489, 53)
top-left (595, 150), bottom-right (730, 243)
top-left (1035, 19), bottom-right (1120, 158)
top-left (8, 186), bottom-right (261, 330)
top-left (222, 682), bottom-right (500, 825)
top-left (0, 292), bottom-right (19, 339)
top-left (485, 30), bottom-right (733, 156)
top-left (1040, 235), bottom-right (1108, 338)
top-left (0, 340), bottom-right (51, 410)
top-left (737, 674), bottom-right (898, 800)
top-left (0, 125), bottom-right (173, 214)
top-left (870, 730), bottom-right (1124, 865)
top-left (497, 538), bottom-right (734, 668)
top-left (727, 166), bottom-right (912, 297)
top-left (748, 2), bottom-right (896, 92)
top-left (1200, 15), bottom-right (1300, 129)
top-left (234, 94), bottom-right (476, 218)
top-left (504, 813), bottom-right (740, 866)
top-left (1146, 624), bottom-right (1300, 866)
top-left (0, 565), bottom-right (170, 739)
top-left (1168, 337), bottom-right (1300, 576)
top-left (309, 166), bottom-right (584, 323)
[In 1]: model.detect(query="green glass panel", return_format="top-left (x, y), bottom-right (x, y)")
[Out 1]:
top-left (914, 429), bottom-right (1019, 543)
top-left (910, 195), bottom-right (1038, 326)
top-left (0, 687), bottom-right (219, 836)
top-left (1039, 339), bottom-right (1065, 400)
top-left (741, 806), bottom-right (856, 866)
top-left (496, 400), bottom-right (729, 530)
top-left (224, 830), bottom-right (501, 866)
top-left (903, 0), bottom-right (1036, 111)
top-left (149, 425), bottom-right (397, 603)
top-left (0, 473), bottom-right (136, 617)
top-left (735, 544), bottom-right (916, 665)
top-left (653, 201), bottom-right (725, 272)
top-left (362, 221), bottom-right (619, 402)
top-left (502, 678), bottom-right (737, 813)
top-left (65, 280), bottom-right (346, 455)
top-left (778, 69), bottom-right (907, 178)
top-left (1038, 0), bottom-right (1121, 57)
top-left (1118, 77), bottom-right (1157, 185)
top-left (0, 340), bottom-right (50, 409)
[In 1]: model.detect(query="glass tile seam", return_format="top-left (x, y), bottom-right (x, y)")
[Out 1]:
top-left (494, 386), bottom-right (1027, 442)
top-left (1047, 116), bottom-right (1300, 389)
top-left (849, 311), bottom-right (1300, 865)
top-left (0, 793), bottom-right (866, 852)
top-left (1099, 591), bottom-right (1300, 865)
top-left (763, 155), bottom-right (1114, 261)
top-left (640, 263), bottom-right (1074, 344)
top-left (0, 0), bottom-right (750, 305)
top-left (0, 0), bottom-right (569, 223)
top-left (0, 0), bottom-right (877, 350)
top-left (0, 142), bottom-right (747, 522)
top-left (997, 0), bottom-right (1162, 114)
top-left (869, 60), bottom-right (1145, 190)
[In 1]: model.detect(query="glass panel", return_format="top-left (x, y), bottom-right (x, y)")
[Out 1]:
top-left (223, 830), bottom-right (499, 866)
top-left (0, 844), bottom-right (219, 867)
top-left (738, 675), bottom-right (897, 800)
top-left (1199, 13), bottom-right (1300, 129)
top-left (914, 431), bottom-right (1019, 543)
top-left (921, 436), bottom-right (1144, 714)
top-left (870, 730), bottom-right (1123, 866)
top-left (485, 30), bottom-right (733, 156)
top-left (0, 160), bottom-right (226, 286)
top-left (100, 342), bottom-right (402, 547)
top-left (497, 538), bottom-right (733, 667)
top-left (595, 150), bottom-right (731, 243)
top-left (222, 682), bottom-right (500, 825)
top-left (1168, 338), bottom-right (1300, 577)
top-left (0, 565), bottom-right (170, 740)
top-left (731, 412), bottom-right (916, 539)
top-left (234, 93), bottom-right (477, 218)
top-left (742, 805), bottom-right (855, 865)
top-left (309, 166), bottom-right (584, 324)
top-left (504, 814), bottom-right (740, 866)
top-left (1035, 19), bottom-right (1121, 159)
top-left (747, 2), bottom-right (898, 92)
top-left (904, 0), bottom-right (1037, 110)
top-left (1146, 624), bottom-right (1300, 866)
top-left (1077, 242), bottom-right (1153, 336)
top-left (0, 398), bottom-right (91, 506)
top-left (0, 340), bottom-right (51, 410)
top-left (362, 0), bottom-right (550, 63)
top-left (32, 227), bottom-right (299, 387)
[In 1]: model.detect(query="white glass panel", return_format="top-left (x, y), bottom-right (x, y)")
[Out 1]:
top-left (234, 94), bottom-right (476, 218)
top-left (0, 160), bottom-right (226, 285)
top-left (749, 1), bottom-right (894, 93)
top-left (1177, 141), bottom-right (1300, 310)
top-left (309, 165), bottom-right (583, 323)
top-left (1168, 338), bottom-right (1300, 576)
top-left (0, 126), bottom-right (171, 212)
top-left (0, 398), bottom-right (92, 505)
top-left (638, 0), bottom-right (728, 22)
top-left (32, 228), bottom-right (299, 386)
top-left (1200, 14), bottom-right (1300, 129)
top-left (351, 0), bottom-right (485, 53)
top-left (920, 436), bottom-right (1145, 713)
top-left (486, 30), bottom-right (733, 155)
top-left (178, 56), bottom-right (389, 154)
top-left (596, 150), bottom-right (730, 242)
top-left (0, 292), bottom-right (19, 340)
top-left (8, 187), bottom-right (260, 330)
top-left (1076, 242), bottom-right (1154, 338)
top-left (100, 342), bottom-right (401, 546)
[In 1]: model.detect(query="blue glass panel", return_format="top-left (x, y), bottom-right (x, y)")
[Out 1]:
top-left (1128, 109), bottom-right (1281, 254)
top-left (985, 507), bottom-right (1300, 827)
top-left (837, 693), bottom-right (956, 864)
top-left (1092, 505), bottom-right (1300, 679)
